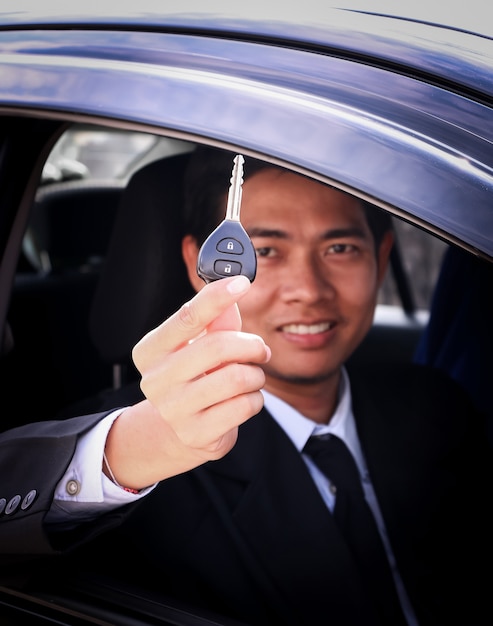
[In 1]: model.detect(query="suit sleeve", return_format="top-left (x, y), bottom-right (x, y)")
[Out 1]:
top-left (0, 411), bottom-right (119, 556)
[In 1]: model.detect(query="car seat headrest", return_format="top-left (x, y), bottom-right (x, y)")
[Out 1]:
top-left (28, 180), bottom-right (124, 273)
top-left (89, 153), bottom-right (194, 370)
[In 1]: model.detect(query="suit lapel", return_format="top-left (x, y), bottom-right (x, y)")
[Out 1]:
top-left (349, 368), bottom-right (425, 536)
top-left (206, 408), bottom-right (380, 624)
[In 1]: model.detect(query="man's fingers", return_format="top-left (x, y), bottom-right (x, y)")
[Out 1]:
top-left (182, 390), bottom-right (266, 456)
top-left (138, 329), bottom-right (270, 412)
top-left (185, 329), bottom-right (269, 378)
top-left (132, 275), bottom-right (250, 368)
top-left (184, 362), bottom-right (266, 421)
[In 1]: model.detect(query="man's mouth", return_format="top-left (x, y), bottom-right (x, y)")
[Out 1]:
top-left (280, 322), bottom-right (332, 335)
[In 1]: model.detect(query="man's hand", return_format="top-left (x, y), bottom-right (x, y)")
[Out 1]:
top-left (103, 275), bottom-right (270, 490)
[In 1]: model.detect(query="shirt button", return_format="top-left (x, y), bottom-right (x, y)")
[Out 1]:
top-left (329, 483), bottom-right (337, 495)
top-left (66, 479), bottom-right (81, 496)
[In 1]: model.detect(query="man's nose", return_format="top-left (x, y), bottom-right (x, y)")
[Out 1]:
top-left (282, 253), bottom-right (334, 302)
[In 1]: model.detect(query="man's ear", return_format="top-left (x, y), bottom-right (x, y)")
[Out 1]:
top-left (377, 231), bottom-right (394, 286)
top-left (182, 235), bottom-right (205, 292)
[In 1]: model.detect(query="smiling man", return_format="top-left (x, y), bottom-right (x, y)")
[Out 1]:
top-left (1, 147), bottom-right (491, 626)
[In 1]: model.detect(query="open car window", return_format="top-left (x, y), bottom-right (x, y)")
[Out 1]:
top-left (8, 125), bottom-right (449, 423)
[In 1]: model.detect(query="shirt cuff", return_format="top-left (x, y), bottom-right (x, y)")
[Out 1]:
top-left (48, 409), bottom-right (156, 525)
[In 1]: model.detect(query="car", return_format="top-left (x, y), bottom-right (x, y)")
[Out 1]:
top-left (0, 1), bottom-right (492, 624)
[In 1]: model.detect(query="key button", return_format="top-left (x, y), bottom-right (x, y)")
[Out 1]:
top-left (214, 259), bottom-right (242, 276)
top-left (217, 238), bottom-right (244, 254)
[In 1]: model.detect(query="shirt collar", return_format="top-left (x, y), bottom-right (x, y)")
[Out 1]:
top-left (262, 367), bottom-right (366, 474)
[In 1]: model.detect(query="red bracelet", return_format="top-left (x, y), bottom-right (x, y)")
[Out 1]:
top-left (122, 486), bottom-right (140, 494)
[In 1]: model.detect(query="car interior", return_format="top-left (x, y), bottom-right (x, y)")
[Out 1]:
top-left (1, 124), bottom-right (458, 431)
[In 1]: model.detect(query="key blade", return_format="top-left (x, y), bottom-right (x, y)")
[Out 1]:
top-left (225, 154), bottom-right (244, 221)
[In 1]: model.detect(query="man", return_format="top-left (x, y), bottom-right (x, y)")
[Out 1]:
top-left (1, 147), bottom-right (491, 625)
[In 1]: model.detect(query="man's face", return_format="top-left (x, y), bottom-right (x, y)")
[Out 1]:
top-left (185, 167), bottom-right (392, 399)
top-left (237, 168), bottom-right (391, 394)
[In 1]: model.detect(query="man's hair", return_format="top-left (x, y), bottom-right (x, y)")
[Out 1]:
top-left (183, 145), bottom-right (393, 250)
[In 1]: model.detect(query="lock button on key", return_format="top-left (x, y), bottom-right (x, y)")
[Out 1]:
top-left (217, 238), bottom-right (244, 254)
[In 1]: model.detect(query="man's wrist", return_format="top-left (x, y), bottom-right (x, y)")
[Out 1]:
top-left (102, 450), bottom-right (140, 494)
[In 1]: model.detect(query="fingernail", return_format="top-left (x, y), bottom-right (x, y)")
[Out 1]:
top-left (226, 275), bottom-right (250, 294)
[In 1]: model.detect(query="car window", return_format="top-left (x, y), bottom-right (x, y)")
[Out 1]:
top-left (379, 218), bottom-right (447, 311)
top-left (9, 123), bottom-right (449, 423)
top-left (1, 120), bottom-right (490, 626)
top-left (42, 125), bottom-right (192, 184)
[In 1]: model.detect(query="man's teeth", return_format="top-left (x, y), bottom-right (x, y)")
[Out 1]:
top-left (282, 322), bottom-right (331, 335)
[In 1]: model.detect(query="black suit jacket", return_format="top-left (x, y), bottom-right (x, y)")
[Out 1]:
top-left (1, 364), bottom-right (492, 625)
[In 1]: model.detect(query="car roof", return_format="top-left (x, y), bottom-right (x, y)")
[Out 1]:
top-left (0, 1), bottom-right (492, 258)
top-left (1, 1), bottom-right (492, 90)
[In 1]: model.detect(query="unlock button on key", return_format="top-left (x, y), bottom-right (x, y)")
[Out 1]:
top-left (214, 259), bottom-right (242, 276)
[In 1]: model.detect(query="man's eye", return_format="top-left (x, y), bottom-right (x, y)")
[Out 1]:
top-left (328, 243), bottom-right (354, 254)
top-left (255, 247), bottom-right (275, 258)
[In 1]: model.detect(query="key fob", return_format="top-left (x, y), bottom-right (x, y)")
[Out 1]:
top-left (197, 220), bottom-right (257, 283)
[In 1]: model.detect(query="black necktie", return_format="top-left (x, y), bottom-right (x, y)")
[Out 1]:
top-left (303, 434), bottom-right (407, 625)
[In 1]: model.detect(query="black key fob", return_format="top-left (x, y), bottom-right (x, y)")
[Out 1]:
top-left (197, 219), bottom-right (257, 283)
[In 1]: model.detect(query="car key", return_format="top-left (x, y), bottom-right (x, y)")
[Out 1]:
top-left (197, 154), bottom-right (257, 283)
